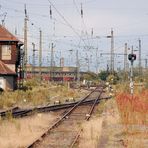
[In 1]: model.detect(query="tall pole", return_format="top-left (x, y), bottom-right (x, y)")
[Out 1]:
top-left (39, 29), bottom-right (42, 80)
top-left (130, 46), bottom-right (134, 98)
top-left (144, 58), bottom-right (148, 80)
top-left (124, 43), bottom-right (128, 73)
top-left (110, 29), bottom-right (114, 74)
top-left (32, 43), bottom-right (36, 77)
top-left (76, 50), bottom-right (80, 83)
top-left (24, 4), bottom-right (28, 78)
top-left (145, 59), bottom-right (148, 69)
top-left (138, 39), bottom-right (142, 76)
top-left (50, 43), bottom-right (54, 81)
top-left (19, 48), bottom-right (24, 88)
top-left (124, 43), bottom-right (128, 80)
top-left (50, 43), bottom-right (54, 67)
top-left (96, 48), bottom-right (98, 73)
top-left (86, 54), bottom-right (89, 72)
top-left (88, 59), bottom-right (90, 71)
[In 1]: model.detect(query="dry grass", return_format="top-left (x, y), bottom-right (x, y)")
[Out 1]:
top-left (115, 84), bottom-right (148, 147)
top-left (78, 100), bottom-right (108, 148)
top-left (116, 89), bottom-right (148, 125)
top-left (78, 98), bottom-right (122, 148)
top-left (0, 79), bottom-right (87, 109)
top-left (79, 118), bottom-right (103, 148)
top-left (0, 113), bottom-right (57, 148)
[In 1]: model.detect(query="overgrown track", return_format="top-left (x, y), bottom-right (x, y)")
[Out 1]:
top-left (0, 92), bottom-right (110, 119)
top-left (27, 85), bottom-right (105, 148)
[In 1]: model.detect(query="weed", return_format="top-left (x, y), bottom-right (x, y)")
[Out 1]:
top-left (116, 91), bottom-right (148, 125)
top-left (0, 81), bottom-right (86, 109)
top-left (96, 100), bottom-right (107, 116)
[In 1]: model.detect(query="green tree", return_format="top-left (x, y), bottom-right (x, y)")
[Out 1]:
top-left (83, 72), bottom-right (97, 81)
top-left (98, 71), bottom-right (109, 81)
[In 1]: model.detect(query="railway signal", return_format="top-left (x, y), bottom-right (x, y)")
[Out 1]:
top-left (128, 54), bottom-right (136, 61)
top-left (128, 47), bottom-right (136, 98)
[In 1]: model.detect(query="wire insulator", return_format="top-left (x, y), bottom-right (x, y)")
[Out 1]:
top-left (91, 28), bottom-right (93, 37)
top-left (50, 5), bottom-right (52, 19)
top-left (81, 3), bottom-right (83, 18)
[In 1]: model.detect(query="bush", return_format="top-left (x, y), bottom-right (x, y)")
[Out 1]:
top-left (24, 79), bottom-right (39, 88)
top-left (98, 71), bottom-right (109, 81)
top-left (107, 74), bottom-right (118, 85)
top-left (83, 72), bottom-right (98, 81)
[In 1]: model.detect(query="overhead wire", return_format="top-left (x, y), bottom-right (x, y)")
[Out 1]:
top-left (73, 0), bottom-right (92, 50)
top-left (72, 0), bottom-right (96, 69)
top-left (2, 0), bottom-right (148, 70)
top-left (2, 4), bottom-right (148, 38)
top-left (47, 0), bottom-right (81, 37)
top-left (47, 0), bottom-right (91, 50)
top-left (0, 5), bottom-right (72, 28)
top-left (80, 2), bottom-right (92, 49)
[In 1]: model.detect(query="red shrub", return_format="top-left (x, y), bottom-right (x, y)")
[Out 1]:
top-left (116, 91), bottom-right (148, 125)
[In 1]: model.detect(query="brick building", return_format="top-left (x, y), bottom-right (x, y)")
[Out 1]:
top-left (26, 65), bottom-right (79, 81)
top-left (0, 25), bottom-right (23, 90)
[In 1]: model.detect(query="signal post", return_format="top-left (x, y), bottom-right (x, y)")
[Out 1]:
top-left (128, 47), bottom-right (136, 98)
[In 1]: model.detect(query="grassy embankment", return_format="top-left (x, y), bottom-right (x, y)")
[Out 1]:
top-left (0, 79), bottom-right (86, 109)
top-left (115, 81), bottom-right (148, 147)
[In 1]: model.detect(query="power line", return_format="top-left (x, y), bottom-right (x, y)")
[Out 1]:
top-left (3, 0), bottom-right (97, 6)
top-left (47, 0), bottom-right (81, 37)
top-left (47, 0), bottom-right (90, 48)
top-left (72, 1), bottom-right (91, 50)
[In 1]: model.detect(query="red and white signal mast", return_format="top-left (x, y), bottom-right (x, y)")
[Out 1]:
top-left (128, 46), bottom-right (136, 98)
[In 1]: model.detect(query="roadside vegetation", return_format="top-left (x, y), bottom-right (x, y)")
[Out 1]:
top-left (0, 69), bottom-right (147, 147)
top-left (0, 79), bottom-right (87, 109)
top-left (96, 69), bottom-right (148, 147)
top-left (98, 70), bottom-right (119, 85)
top-left (116, 84), bottom-right (148, 125)
top-left (114, 72), bottom-right (148, 147)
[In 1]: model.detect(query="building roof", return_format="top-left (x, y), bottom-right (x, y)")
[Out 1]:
top-left (26, 65), bottom-right (77, 72)
top-left (0, 25), bottom-right (21, 42)
top-left (0, 60), bottom-right (16, 75)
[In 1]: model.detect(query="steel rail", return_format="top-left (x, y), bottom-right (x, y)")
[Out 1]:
top-left (86, 87), bottom-right (104, 121)
top-left (0, 106), bottom-right (19, 116)
top-left (27, 87), bottom-right (99, 148)
top-left (70, 86), bottom-right (104, 148)
top-left (0, 96), bottom-right (111, 119)
top-left (70, 129), bottom-right (82, 148)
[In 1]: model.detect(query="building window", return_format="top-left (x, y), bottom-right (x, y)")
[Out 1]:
top-left (2, 45), bottom-right (11, 60)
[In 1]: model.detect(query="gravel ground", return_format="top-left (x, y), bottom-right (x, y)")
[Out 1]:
top-left (0, 112), bottom-right (58, 148)
top-left (78, 98), bottom-right (148, 148)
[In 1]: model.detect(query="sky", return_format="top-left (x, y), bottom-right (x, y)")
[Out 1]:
top-left (0, 0), bottom-right (148, 72)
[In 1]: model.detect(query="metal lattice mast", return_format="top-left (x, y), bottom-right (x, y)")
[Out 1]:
top-left (32, 43), bottom-right (36, 77)
top-left (138, 39), bottom-right (142, 76)
top-left (19, 48), bottom-right (24, 88)
top-left (50, 43), bottom-right (54, 81)
top-left (76, 50), bottom-right (80, 83)
top-left (124, 43), bottom-right (128, 73)
top-left (110, 29), bottom-right (114, 73)
top-left (145, 59), bottom-right (148, 69)
top-left (39, 29), bottom-right (42, 79)
top-left (130, 46), bottom-right (134, 98)
top-left (24, 4), bottom-right (28, 78)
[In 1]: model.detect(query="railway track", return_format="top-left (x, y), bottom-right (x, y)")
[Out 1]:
top-left (27, 85), bottom-right (105, 148)
top-left (0, 91), bottom-right (110, 119)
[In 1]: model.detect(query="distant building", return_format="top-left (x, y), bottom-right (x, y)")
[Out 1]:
top-left (0, 25), bottom-right (23, 90)
top-left (26, 65), bottom-right (84, 82)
